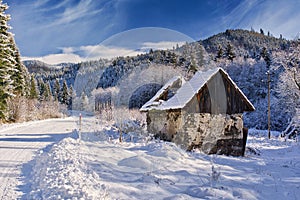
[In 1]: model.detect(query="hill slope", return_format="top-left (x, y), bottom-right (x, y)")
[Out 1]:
top-left (23, 29), bottom-right (300, 132)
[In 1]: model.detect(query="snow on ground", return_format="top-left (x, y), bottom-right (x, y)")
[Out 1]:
top-left (21, 115), bottom-right (300, 200)
top-left (0, 117), bottom-right (77, 199)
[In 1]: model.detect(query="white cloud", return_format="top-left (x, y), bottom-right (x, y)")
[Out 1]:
top-left (78, 45), bottom-right (144, 59)
top-left (64, 40), bottom-right (188, 60)
top-left (22, 45), bottom-right (143, 65)
top-left (59, 45), bottom-right (145, 60)
top-left (22, 54), bottom-right (83, 65)
top-left (22, 40), bottom-right (188, 65)
top-left (223, 0), bottom-right (300, 39)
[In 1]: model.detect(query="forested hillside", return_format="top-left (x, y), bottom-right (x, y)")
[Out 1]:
top-left (24, 29), bottom-right (300, 132)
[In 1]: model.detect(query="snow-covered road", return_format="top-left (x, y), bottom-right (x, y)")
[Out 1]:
top-left (0, 117), bottom-right (76, 199)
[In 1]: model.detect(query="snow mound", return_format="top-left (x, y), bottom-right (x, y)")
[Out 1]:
top-left (118, 156), bottom-right (152, 169)
top-left (27, 138), bottom-right (108, 200)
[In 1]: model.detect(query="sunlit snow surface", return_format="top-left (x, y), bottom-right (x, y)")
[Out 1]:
top-left (24, 115), bottom-right (300, 200)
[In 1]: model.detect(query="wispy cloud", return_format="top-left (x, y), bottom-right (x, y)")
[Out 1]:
top-left (8, 0), bottom-right (120, 57)
top-left (33, 0), bottom-right (52, 8)
top-left (22, 40), bottom-right (188, 64)
top-left (222, 0), bottom-right (300, 38)
top-left (43, 0), bottom-right (103, 27)
top-left (10, 0), bottom-right (300, 58)
top-left (33, 0), bottom-right (71, 12)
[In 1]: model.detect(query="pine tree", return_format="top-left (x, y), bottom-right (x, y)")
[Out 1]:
top-left (260, 28), bottom-right (264, 35)
top-left (29, 75), bottom-right (38, 99)
top-left (225, 43), bottom-right (236, 61)
top-left (68, 85), bottom-right (74, 110)
top-left (38, 78), bottom-right (46, 101)
top-left (0, 1), bottom-right (29, 121)
top-left (38, 79), bottom-right (52, 101)
top-left (0, 2), bottom-right (13, 120)
top-left (61, 80), bottom-right (69, 105)
top-left (216, 44), bottom-right (223, 59)
top-left (44, 82), bottom-right (52, 101)
top-left (9, 36), bottom-right (28, 95)
top-left (261, 47), bottom-right (271, 67)
top-left (53, 79), bottom-right (60, 101)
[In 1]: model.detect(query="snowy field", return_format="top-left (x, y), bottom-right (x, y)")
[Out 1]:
top-left (0, 114), bottom-right (300, 199)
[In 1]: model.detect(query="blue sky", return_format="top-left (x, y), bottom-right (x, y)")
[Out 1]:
top-left (5, 0), bottom-right (300, 64)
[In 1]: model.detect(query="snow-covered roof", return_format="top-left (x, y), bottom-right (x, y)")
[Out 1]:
top-left (140, 76), bottom-right (184, 111)
top-left (140, 67), bottom-right (255, 112)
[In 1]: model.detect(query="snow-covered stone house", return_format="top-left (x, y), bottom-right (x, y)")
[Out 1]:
top-left (140, 68), bottom-right (255, 156)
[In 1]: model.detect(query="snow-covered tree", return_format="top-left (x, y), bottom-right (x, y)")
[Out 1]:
top-left (68, 85), bottom-right (74, 109)
top-left (61, 80), bottom-right (69, 105)
top-left (29, 75), bottom-right (38, 99)
top-left (75, 91), bottom-right (89, 111)
top-left (8, 36), bottom-right (28, 95)
top-left (44, 82), bottom-right (52, 101)
top-left (225, 43), bottom-right (235, 61)
top-left (53, 79), bottom-right (60, 101)
top-left (216, 44), bottom-right (223, 59)
top-left (0, 1), bottom-right (29, 121)
top-left (261, 47), bottom-right (271, 67)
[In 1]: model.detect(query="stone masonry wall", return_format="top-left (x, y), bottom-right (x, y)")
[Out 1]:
top-left (147, 110), bottom-right (182, 141)
top-left (174, 113), bottom-right (244, 156)
top-left (147, 110), bottom-right (245, 156)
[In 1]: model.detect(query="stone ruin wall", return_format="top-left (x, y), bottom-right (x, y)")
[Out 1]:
top-left (146, 110), bottom-right (182, 141)
top-left (175, 113), bottom-right (244, 156)
top-left (147, 110), bottom-right (245, 156)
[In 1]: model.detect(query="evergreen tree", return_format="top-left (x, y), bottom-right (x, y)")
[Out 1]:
top-left (53, 79), bottom-right (60, 101)
top-left (68, 85), bottom-right (74, 110)
top-left (0, 1), bottom-right (29, 121)
top-left (261, 47), bottom-right (271, 67)
top-left (0, 2), bottom-right (13, 120)
top-left (29, 75), bottom-right (38, 99)
top-left (260, 28), bottom-right (264, 35)
top-left (216, 44), bottom-right (223, 59)
top-left (61, 80), bottom-right (69, 105)
top-left (38, 78), bottom-right (45, 100)
top-left (40, 81), bottom-right (52, 102)
top-left (9, 36), bottom-right (28, 95)
top-left (44, 82), bottom-right (52, 101)
top-left (225, 43), bottom-right (236, 61)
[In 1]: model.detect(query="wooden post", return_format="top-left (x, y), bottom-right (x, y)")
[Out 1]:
top-left (268, 72), bottom-right (271, 139)
top-left (79, 113), bottom-right (82, 130)
top-left (119, 129), bottom-right (122, 143)
top-left (77, 113), bottom-right (82, 141)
